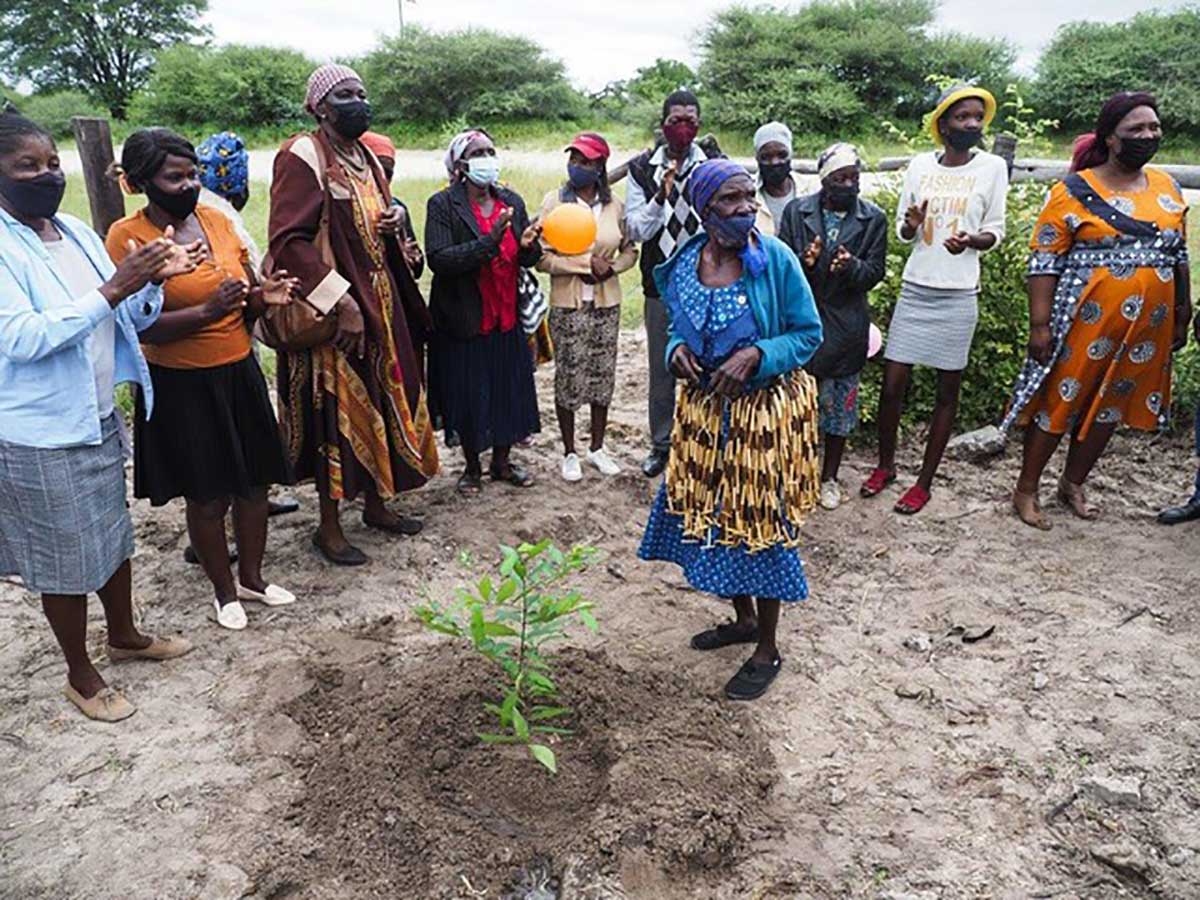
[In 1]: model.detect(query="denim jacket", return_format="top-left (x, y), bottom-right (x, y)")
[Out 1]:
top-left (0, 208), bottom-right (162, 449)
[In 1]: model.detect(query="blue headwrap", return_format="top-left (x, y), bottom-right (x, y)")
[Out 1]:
top-left (686, 158), bottom-right (767, 277)
top-left (196, 131), bottom-right (249, 200)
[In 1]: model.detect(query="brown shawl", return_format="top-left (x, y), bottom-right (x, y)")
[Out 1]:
top-left (268, 129), bottom-right (438, 500)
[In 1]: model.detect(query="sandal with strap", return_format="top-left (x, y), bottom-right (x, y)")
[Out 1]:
top-left (860, 467), bottom-right (897, 498)
top-left (490, 463), bottom-right (535, 488)
top-left (724, 654), bottom-right (783, 701)
top-left (456, 472), bottom-right (483, 496)
top-left (691, 621), bottom-right (760, 651)
top-left (894, 484), bottom-right (931, 515)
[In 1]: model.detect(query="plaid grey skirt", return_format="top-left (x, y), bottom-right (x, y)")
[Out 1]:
top-left (0, 414), bottom-right (134, 595)
top-left (548, 303), bottom-right (621, 411)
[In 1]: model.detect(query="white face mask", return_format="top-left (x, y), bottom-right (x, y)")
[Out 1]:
top-left (465, 156), bottom-right (501, 187)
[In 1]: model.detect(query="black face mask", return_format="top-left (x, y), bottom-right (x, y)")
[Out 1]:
top-left (328, 98), bottom-right (372, 140)
top-left (145, 182), bottom-right (200, 220)
top-left (1115, 135), bottom-right (1160, 170)
top-left (759, 161), bottom-right (791, 189)
top-left (823, 183), bottom-right (859, 212)
top-left (0, 170), bottom-right (66, 219)
top-left (944, 129), bottom-right (983, 152)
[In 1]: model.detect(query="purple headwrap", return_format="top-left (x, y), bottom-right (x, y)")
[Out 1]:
top-left (686, 158), bottom-right (766, 277)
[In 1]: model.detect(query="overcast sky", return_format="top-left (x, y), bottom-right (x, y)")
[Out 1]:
top-left (203, 0), bottom-right (1184, 91)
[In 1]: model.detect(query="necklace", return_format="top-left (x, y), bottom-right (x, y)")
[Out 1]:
top-left (333, 142), bottom-right (369, 179)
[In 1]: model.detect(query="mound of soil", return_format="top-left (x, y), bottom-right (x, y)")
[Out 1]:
top-left (264, 645), bottom-right (779, 898)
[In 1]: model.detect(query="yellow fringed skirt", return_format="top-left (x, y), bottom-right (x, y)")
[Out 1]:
top-left (664, 369), bottom-right (821, 553)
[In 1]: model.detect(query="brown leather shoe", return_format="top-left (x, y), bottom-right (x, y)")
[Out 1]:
top-left (108, 635), bottom-right (193, 662)
top-left (63, 685), bottom-right (136, 722)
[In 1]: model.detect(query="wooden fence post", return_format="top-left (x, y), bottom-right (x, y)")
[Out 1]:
top-left (70, 116), bottom-right (125, 238)
top-left (992, 134), bottom-right (1018, 179)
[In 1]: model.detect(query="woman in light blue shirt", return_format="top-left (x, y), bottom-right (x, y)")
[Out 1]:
top-left (0, 112), bottom-right (200, 722)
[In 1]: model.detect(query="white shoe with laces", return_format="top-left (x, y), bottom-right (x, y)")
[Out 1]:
top-left (561, 453), bottom-right (583, 482)
top-left (586, 447), bottom-right (621, 476)
top-left (819, 480), bottom-right (841, 511)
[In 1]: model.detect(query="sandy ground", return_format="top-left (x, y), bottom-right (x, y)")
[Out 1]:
top-left (3, 329), bottom-right (1200, 899)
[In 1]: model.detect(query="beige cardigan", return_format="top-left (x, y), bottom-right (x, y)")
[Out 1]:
top-left (536, 189), bottom-right (638, 309)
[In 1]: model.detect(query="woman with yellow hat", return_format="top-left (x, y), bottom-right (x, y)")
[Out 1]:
top-left (860, 84), bottom-right (1008, 515)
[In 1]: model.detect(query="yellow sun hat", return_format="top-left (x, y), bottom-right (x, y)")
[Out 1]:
top-left (928, 84), bottom-right (997, 147)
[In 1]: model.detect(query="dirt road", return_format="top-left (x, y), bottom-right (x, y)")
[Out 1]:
top-left (3, 329), bottom-right (1200, 899)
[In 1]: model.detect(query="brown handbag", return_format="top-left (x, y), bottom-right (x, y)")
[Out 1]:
top-left (255, 139), bottom-right (340, 351)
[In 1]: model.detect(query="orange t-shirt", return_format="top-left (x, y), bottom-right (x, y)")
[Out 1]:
top-left (106, 205), bottom-right (253, 369)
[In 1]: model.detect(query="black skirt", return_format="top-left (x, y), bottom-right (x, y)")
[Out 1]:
top-left (134, 354), bottom-right (293, 506)
top-left (428, 326), bottom-right (540, 451)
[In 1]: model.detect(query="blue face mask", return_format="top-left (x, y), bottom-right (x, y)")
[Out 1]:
top-left (466, 156), bottom-right (501, 187)
top-left (567, 164), bottom-right (600, 190)
top-left (704, 211), bottom-right (756, 249)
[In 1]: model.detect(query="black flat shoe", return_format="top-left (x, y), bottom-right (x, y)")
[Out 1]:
top-left (641, 449), bottom-right (669, 479)
top-left (691, 622), bottom-right (760, 651)
top-left (183, 544), bottom-right (237, 565)
top-left (311, 531), bottom-right (368, 566)
top-left (1158, 498), bottom-right (1200, 526)
top-left (724, 654), bottom-right (782, 701)
top-left (268, 497), bottom-right (300, 517)
top-left (362, 513), bottom-right (423, 536)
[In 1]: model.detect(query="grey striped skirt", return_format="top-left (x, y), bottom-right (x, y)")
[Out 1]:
top-left (0, 414), bottom-right (134, 595)
top-left (884, 281), bottom-right (980, 371)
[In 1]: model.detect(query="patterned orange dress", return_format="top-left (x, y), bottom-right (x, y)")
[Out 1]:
top-left (1004, 167), bottom-right (1189, 439)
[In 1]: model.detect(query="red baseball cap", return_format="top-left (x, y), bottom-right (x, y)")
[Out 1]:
top-left (565, 132), bottom-right (610, 161)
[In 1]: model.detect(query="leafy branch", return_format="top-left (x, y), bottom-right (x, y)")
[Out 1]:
top-left (416, 540), bottom-right (599, 774)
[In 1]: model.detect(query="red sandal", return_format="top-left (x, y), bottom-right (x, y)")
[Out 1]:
top-left (860, 467), bottom-right (897, 498)
top-left (894, 484), bottom-right (930, 515)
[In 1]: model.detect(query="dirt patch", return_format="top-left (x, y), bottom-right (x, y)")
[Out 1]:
top-left (261, 645), bottom-right (777, 898)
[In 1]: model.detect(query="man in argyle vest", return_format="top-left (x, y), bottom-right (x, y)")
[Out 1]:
top-left (625, 90), bottom-right (711, 478)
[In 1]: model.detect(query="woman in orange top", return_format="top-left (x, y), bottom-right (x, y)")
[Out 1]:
top-left (1004, 93), bottom-right (1191, 529)
top-left (108, 128), bottom-right (299, 630)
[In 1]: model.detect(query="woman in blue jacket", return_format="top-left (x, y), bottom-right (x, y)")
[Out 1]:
top-left (639, 159), bottom-right (823, 701)
top-left (0, 112), bottom-right (200, 721)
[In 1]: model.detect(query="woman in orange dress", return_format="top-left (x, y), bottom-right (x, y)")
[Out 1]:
top-left (1004, 92), bottom-right (1191, 529)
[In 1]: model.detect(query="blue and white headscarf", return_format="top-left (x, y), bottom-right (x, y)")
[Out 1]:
top-left (196, 131), bottom-right (249, 199)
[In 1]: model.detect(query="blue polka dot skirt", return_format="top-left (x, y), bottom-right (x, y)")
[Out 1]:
top-left (638, 484), bottom-right (809, 602)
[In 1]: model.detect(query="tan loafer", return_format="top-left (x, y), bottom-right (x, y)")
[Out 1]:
top-left (108, 635), bottom-right (193, 662)
top-left (63, 684), bottom-right (136, 722)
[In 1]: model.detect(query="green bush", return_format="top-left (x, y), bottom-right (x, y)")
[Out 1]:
top-left (1033, 9), bottom-right (1200, 138)
top-left (360, 27), bottom-right (584, 124)
top-left (699, 0), bottom-right (1015, 135)
top-left (590, 58), bottom-right (699, 128)
top-left (131, 43), bottom-right (315, 129)
top-left (17, 90), bottom-right (108, 139)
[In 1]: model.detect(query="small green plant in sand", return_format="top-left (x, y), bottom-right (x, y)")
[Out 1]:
top-left (416, 540), bottom-right (599, 774)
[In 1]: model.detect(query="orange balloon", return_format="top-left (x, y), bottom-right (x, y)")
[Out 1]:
top-left (542, 203), bottom-right (597, 255)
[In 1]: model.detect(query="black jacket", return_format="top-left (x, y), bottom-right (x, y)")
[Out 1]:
top-left (425, 181), bottom-right (542, 340)
top-left (777, 192), bottom-right (887, 379)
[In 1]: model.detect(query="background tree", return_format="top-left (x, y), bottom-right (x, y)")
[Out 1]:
top-left (0, 0), bottom-right (209, 119)
top-left (132, 44), bottom-right (316, 130)
top-left (699, 0), bottom-right (1014, 137)
top-left (589, 58), bottom-right (698, 127)
top-left (1033, 7), bottom-right (1200, 138)
top-left (360, 27), bottom-right (584, 123)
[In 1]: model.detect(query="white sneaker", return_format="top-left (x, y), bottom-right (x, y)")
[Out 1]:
top-left (819, 480), bottom-right (841, 511)
top-left (213, 599), bottom-right (248, 631)
top-left (561, 453), bottom-right (583, 482)
top-left (586, 447), bottom-right (621, 476)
